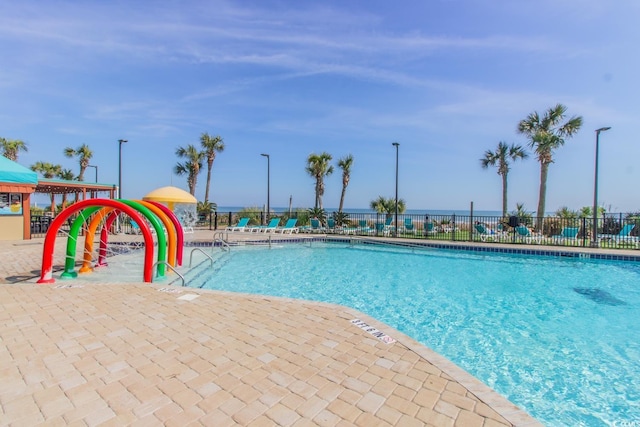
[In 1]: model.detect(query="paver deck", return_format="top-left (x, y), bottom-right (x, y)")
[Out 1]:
top-left (0, 230), bottom-right (566, 426)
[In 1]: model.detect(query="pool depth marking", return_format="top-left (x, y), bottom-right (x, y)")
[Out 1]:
top-left (351, 319), bottom-right (396, 344)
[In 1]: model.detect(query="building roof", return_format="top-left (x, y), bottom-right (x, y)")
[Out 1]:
top-left (0, 156), bottom-right (38, 186)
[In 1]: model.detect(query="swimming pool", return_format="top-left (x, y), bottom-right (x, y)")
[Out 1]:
top-left (188, 241), bottom-right (640, 427)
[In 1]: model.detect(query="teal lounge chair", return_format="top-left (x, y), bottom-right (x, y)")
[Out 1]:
top-left (515, 225), bottom-right (542, 244)
top-left (423, 222), bottom-right (437, 235)
top-left (598, 224), bottom-right (638, 246)
top-left (375, 222), bottom-right (390, 236)
top-left (226, 217), bottom-right (250, 232)
top-left (357, 220), bottom-right (373, 235)
top-left (552, 227), bottom-right (579, 244)
top-left (401, 218), bottom-right (415, 234)
top-left (275, 218), bottom-right (299, 234)
top-left (250, 218), bottom-right (280, 233)
top-left (326, 218), bottom-right (337, 233)
top-left (474, 223), bottom-right (504, 242)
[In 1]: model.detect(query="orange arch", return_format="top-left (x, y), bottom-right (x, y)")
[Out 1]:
top-left (79, 207), bottom-right (115, 273)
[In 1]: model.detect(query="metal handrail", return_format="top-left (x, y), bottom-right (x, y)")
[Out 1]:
top-left (212, 231), bottom-right (230, 251)
top-left (151, 260), bottom-right (186, 287)
top-left (189, 247), bottom-right (214, 268)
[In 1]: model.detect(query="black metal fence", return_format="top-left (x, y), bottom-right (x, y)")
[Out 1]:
top-left (204, 210), bottom-right (640, 250)
top-left (29, 210), bottom-right (640, 250)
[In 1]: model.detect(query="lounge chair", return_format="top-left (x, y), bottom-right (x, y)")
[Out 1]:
top-left (226, 217), bottom-right (250, 232)
top-left (274, 218), bottom-right (299, 234)
top-left (401, 218), bottom-right (415, 234)
top-left (130, 221), bottom-right (141, 234)
top-left (302, 218), bottom-right (325, 234)
top-left (552, 227), bottom-right (580, 244)
top-left (515, 225), bottom-right (542, 244)
top-left (326, 218), bottom-right (338, 233)
top-left (375, 222), bottom-right (390, 236)
top-left (423, 222), bottom-right (437, 235)
top-left (356, 220), bottom-right (373, 235)
top-left (598, 224), bottom-right (638, 246)
top-left (249, 218), bottom-right (280, 233)
top-left (474, 223), bottom-right (504, 242)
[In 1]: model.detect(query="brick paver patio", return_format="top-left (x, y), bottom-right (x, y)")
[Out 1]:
top-left (0, 232), bottom-right (543, 426)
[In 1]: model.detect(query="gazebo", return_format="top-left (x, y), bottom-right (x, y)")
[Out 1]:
top-left (0, 156), bottom-right (38, 240)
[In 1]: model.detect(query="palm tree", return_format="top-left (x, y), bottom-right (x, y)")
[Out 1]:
top-left (1, 138), bottom-right (28, 161)
top-left (31, 162), bottom-right (63, 213)
top-left (517, 104), bottom-right (583, 228)
top-left (306, 152), bottom-right (334, 210)
top-left (337, 154), bottom-right (354, 214)
top-left (480, 142), bottom-right (528, 217)
top-left (174, 144), bottom-right (203, 195)
top-left (370, 196), bottom-right (406, 218)
top-left (63, 144), bottom-right (93, 181)
top-left (57, 169), bottom-right (76, 208)
top-left (30, 162), bottom-right (62, 178)
top-left (200, 132), bottom-right (224, 203)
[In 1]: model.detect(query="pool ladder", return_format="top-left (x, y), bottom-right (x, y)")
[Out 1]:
top-left (212, 231), bottom-right (231, 251)
top-left (151, 260), bottom-right (186, 287)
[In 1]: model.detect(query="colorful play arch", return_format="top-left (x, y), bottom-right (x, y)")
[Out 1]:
top-left (37, 198), bottom-right (186, 284)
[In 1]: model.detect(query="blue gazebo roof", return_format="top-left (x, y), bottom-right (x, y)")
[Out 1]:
top-left (0, 156), bottom-right (38, 185)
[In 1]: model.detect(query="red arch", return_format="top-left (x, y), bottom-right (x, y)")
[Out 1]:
top-left (145, 201), bottom-right (185, 266)
top-left (37, 199), bottom-right (155, 284)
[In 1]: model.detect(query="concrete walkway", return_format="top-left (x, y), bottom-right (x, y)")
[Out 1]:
top-left (0, 231), bottom-right (543, 426)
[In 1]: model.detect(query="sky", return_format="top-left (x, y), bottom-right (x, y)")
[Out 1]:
top-left (1, 0), bottom-right (639, 213)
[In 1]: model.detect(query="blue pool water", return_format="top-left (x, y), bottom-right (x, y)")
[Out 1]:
top-left (191, 242), bottom-right (640, 426)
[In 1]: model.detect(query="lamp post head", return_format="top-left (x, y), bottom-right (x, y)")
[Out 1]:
top-left (261, 153), bottom-right (269, 158)
top-left (595, 127), bottom-right (611, 134)
top-left (392, 142), bottom-right (399, 147)
top-left (118, 139), bottom-right (128, 144)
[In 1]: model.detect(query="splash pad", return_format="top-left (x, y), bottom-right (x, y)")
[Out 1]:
top-left (37, 198), bottom-right (186, 284)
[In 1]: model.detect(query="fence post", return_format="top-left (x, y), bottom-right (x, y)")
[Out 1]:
top-left (452, 214), bottom-right (456, 242)
top-left (469, 202), bottom-right (474, 242)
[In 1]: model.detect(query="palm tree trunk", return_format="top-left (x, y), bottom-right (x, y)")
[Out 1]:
top-left (536, 162), bottom-right (549, 230)
top-left (501, 174), bottom-right (508, 218)
top-left (204, 161), bottom-right (213, 203)
top-left (314, 179), bottom-right (321, 209)
top-left (338, 186), bottom-right (346, 213)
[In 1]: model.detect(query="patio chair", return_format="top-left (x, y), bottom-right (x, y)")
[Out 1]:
top-left (474, 223), bottom-right (504, 242)
top-left (515, 225), bottom-right (542, 244)
top-left (226, 217), bottom-right (250, 232)
top-left (551, 227), bottom-right (580, 244)
top-left (274, 218), bottom-right (299, 234)
top-left (598, 224), bottom-right (638, 247)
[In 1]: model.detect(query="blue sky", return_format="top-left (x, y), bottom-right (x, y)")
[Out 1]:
top-left (1, 0), bottom-right (639, 213)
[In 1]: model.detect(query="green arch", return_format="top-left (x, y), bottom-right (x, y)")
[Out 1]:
top-left (60, 200), bottom-right (168, 279)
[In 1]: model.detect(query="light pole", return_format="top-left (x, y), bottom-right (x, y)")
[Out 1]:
top-left (392, 142), bottom-right (400, 237)
top-left (591, 127), bottom-right (611, 248)
top-left (87, 165), bottom-right (98, 183)
top-left (261, 153), bottom-right (270, 225)
top-left (118, 139), bottom-right (127, 198)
